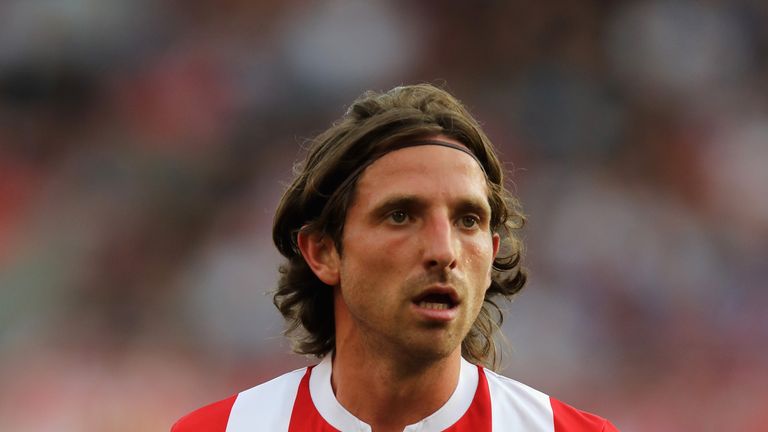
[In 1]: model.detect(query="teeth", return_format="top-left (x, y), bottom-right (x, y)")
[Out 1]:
top-left (418, 302), bottom-right (449, 310)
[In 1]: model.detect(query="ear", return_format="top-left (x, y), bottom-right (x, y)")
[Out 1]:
top-left (487, 232), bottom-right (501, 286)
top-left (491, 232), bottom-right (501, 260)
top-left (297, 230), bottom-right (341, 286)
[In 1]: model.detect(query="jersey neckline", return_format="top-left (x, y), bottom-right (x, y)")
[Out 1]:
top-left (308, 355), bottom-right (480, 432)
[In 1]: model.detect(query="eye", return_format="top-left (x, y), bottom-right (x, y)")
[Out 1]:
top-left (388, 210), bottom-right (409, 224)
top-left (460, 215), bottom-right (480, 229)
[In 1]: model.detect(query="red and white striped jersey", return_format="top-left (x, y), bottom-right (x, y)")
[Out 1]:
top-left (172, 357), bottom-right (618, 431)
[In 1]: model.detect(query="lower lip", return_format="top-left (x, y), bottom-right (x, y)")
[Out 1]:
top-left (411, 303), bottom-right (458, 322)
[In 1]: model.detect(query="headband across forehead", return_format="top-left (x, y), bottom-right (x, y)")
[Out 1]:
top-left (380, 139), bottom-right (485, 171)
top-left (347, 138), bottom-right (487, 186)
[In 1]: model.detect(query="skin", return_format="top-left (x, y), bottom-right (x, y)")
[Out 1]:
top-left (298, 135), bottom-right (500, 432)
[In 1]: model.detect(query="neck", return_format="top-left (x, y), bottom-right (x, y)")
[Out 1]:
top-left (331, 346), bottom-right (462, 432)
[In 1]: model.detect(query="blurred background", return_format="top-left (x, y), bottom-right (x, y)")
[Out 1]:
top-left (1, 0), bottom-right (767, 430)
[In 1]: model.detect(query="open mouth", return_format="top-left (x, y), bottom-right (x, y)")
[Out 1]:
top-left (413, 292), bottom-right (458, 310)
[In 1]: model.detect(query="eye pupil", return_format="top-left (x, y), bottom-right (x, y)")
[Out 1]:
top-left (463, 216), bottom-right (477, 228)
top-left (391, 211), bottom-right (407, 223)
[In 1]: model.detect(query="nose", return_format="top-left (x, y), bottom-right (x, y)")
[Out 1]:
top-left (421, 213), bottom-right (458, 271)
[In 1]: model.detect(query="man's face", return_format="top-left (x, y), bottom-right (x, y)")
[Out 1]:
top-left (333, 136), bottom-right (500, 362)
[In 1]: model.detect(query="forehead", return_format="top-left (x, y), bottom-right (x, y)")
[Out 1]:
top-left (352, 137), bottom-right (489, 206)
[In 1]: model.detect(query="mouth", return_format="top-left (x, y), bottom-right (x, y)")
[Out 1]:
top-left (411, 287), bottom-right (460, 320)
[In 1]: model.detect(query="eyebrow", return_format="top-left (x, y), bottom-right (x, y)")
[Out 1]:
top-left (454, 199), bottom-right (492, 220)
top-left (369, 195), bottom-right (425, 220)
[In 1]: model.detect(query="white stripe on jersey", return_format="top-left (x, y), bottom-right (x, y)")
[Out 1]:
top-left (484, 368), bottom-right (555, 431)
top-left (226, 367), bottom-right (306, 432)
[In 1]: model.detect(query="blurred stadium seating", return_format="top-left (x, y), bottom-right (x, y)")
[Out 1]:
top-left (1, 1), bottom-right (766, 430)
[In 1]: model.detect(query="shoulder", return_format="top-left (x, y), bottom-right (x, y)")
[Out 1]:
top-left (171, 367), bottom-right (308, 432)
top-left (482, 368), bottom-right (555, 430)
top-left (550, 398), bottom-right (619, 432)
top-left (481, 369), bottom-right (618, 431)
top-left (171, 395), bottom-right (237, 432)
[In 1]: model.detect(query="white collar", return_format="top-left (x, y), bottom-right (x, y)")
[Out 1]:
top-left (309, 355), bottom-right (479, 432)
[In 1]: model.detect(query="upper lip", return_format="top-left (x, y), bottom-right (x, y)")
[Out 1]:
top-left (412, 285), bottom-right (460, 306)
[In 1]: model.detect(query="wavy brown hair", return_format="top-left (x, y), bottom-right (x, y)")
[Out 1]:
top-left (272, 84), bottom-right (526, 370)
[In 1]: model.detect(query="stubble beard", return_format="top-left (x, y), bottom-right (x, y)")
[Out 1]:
top-left (367, 271), bottom-right (477, 369)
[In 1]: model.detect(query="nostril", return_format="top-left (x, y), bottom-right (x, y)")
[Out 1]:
top-left (426, 258), bottom-right (455, 269)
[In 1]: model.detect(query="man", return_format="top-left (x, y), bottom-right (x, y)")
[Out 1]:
top-left (173, 84), bottom-right (619, 431)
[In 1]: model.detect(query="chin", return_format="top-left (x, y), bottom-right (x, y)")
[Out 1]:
top-left (398, 339), bottom-right (460, 365)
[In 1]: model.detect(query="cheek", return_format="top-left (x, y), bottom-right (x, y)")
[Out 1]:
top-left (461, 237), bottom-right (496, 293)
top-left (345, 227), bottom-right (413, 269)
top-left (464, 236), bottom-right (495, 269)
top-left (339, 237), bottom-right (402, 294)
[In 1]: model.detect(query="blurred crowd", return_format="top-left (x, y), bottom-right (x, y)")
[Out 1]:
top-left (1, 1), bottom-right (767, 430)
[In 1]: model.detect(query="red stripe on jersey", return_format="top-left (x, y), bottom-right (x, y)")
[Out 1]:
top-left (288, 366), bottom-right (340, 432)
top-left (171, 395), bottom-right (237, 432)
top-left (443, 365), bottom-right (492, 431)
top-left (551, 397), bottom-right (619, 432)
top-left (288, 364), bottom-right (492, 431)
